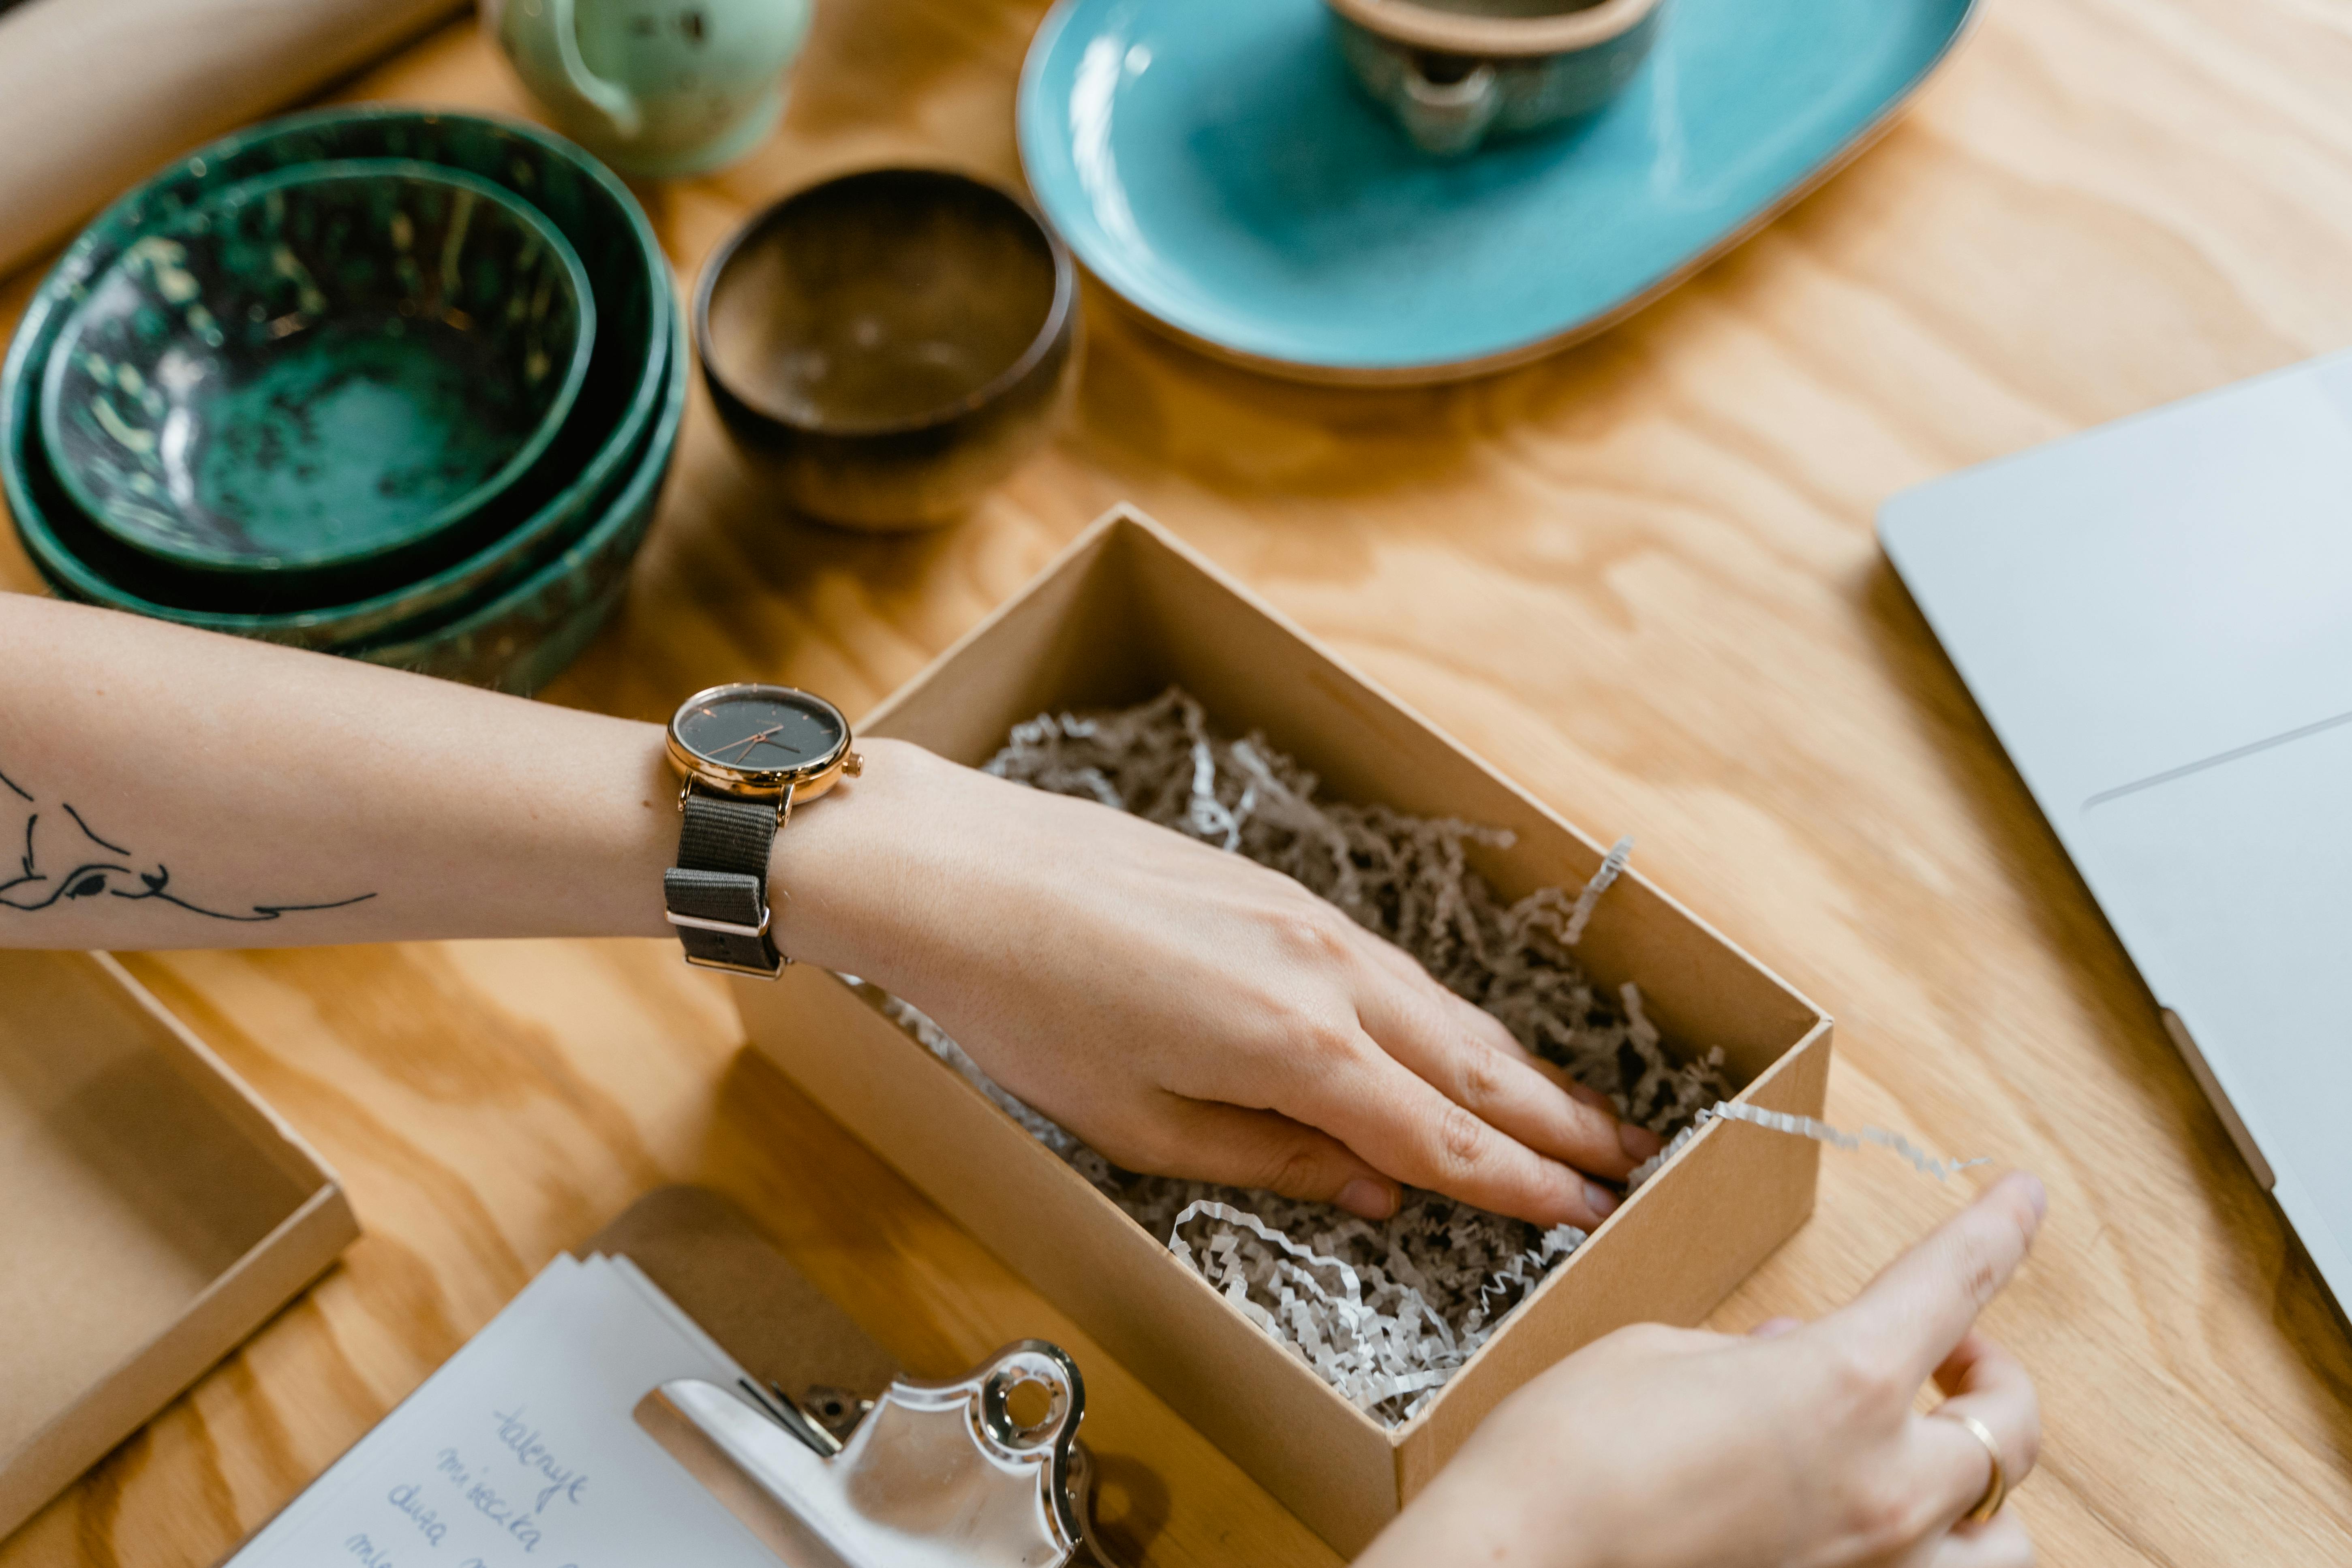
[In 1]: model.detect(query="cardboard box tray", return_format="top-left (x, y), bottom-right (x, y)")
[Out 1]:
top-left (0, 951), bottom-right (358, 1541)
top-left (734, 505), bottom-right (1832, 1554)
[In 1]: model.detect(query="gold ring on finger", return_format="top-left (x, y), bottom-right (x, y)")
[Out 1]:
top-left (1937, 1408), bottom-right (2007, 1525)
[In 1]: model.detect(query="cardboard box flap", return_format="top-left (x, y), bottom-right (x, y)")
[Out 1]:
top-left (0, 952), bottom-right (357, 1540)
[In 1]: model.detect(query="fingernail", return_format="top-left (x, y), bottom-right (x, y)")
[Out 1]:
top-left (1619, 1121), bottom-right (1663, 1160)
top-left (1583, 1179), bottom-right (1620, 1219)
top-left (2020, 1173), bottom-right (2048, 1222)
top-left (1339, 1179), bottom-right (1398, 1219)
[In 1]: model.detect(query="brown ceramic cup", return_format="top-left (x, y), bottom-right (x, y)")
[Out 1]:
top-left (695, 167), bottom-right (1081, 531)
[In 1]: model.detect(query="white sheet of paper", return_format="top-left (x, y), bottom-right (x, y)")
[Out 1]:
top-left (229, 1254), bottom-right (783, 1568)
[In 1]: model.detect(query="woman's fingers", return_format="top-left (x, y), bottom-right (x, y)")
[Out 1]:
top-left (1928, 1330), bottom-right (2042, 1491)
top-left (1281, 1041), bottom-right (1624, 1229)
top-left (1331, 919), bottom-right (1659, 1169)
top-left (1825, 1172), bottom-right (2046, 1390)
top-left (1352, 960), bottom-right (1658, 1180)
top-left (1344, 926), bottom-right (1631, 1110)
top-left (1801, 1178), bottom-right (2044, 1549)
top-left (1895, 1330), bottom-right (2040, 1553)
top-left (1121, 1097), bottom-right (1405, 1218)
top-left (1928, 1509), bottom-right (2035, 1568)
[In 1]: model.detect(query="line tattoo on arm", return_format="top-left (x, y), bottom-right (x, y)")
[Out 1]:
top-left (0, 764), bottom-right (375, 922)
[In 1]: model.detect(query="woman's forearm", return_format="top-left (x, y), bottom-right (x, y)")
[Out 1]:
top-left (0, 593), bottom-right (698, 948)
top-left (0, 590), bottom-right (1656, 1229)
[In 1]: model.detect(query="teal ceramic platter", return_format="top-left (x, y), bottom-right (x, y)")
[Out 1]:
top-left (355, 307), bottom-right (688, 694)
top-left (2, 107), bottom-right (672, 637)
top-left (42, 160), bottom-right (594, 580)
top-left (1017, 0), bottom-right (1978, 384)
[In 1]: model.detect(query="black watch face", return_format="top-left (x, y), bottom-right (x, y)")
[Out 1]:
top-left (672, 687), bottom-right (845, 778)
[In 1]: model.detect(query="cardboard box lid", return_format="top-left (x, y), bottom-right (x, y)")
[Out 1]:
top-left (0, 952), bottom-right (358, 1540)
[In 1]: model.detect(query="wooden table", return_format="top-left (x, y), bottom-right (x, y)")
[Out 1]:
top-left (9, 1), bottom-right (2352, 1562)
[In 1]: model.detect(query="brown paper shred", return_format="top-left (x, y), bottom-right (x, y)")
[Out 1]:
top-left (871, 689), bottom-right (1734, 1422)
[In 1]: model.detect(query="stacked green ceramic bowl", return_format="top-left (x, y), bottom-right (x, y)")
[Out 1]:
top-left (2, 107), bottom-right (686, 694)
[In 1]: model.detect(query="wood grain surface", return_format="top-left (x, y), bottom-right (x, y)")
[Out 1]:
top-left (7, 0), bottom-right (2352, 1563)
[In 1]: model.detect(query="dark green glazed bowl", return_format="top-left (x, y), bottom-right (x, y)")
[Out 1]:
top-left (42, 160), bottom-right (595, 588)
top-left (2, 107), bottom-right (672, 647)
top-left (355, 308), bottom-right (687, 693)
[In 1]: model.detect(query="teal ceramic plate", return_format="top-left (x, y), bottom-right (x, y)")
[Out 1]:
top-left (1017, 0), bottom-right (1978, 384)
top-left (43, 161), bottom-right (594, 580)
top-left (355, 308), bottom-right (688, 694)
top-left (2, 108), bottom-right (671, 635)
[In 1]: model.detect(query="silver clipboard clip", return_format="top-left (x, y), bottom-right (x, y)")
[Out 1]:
top-left (634, 1340), bottom-right (1117, 1568)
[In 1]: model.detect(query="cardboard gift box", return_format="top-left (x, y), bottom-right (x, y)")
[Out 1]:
top-left (733, 504), bottom-right (1832, 1553)
top-left (0, 951), bottom-right (357, 1540)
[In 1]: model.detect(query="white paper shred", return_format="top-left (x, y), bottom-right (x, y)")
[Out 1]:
top-left (1560, 836), bottom-right (1634, 946)
top-left (863, 689), bottom-right (1732, 1423)
top-left (1696, 1101), bottom-right (1990, 1181)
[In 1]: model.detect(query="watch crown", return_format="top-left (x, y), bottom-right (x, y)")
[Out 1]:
top-left (844, 750), bottom-right (865, 778)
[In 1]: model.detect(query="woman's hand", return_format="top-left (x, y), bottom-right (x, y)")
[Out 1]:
top-left (1356, 1173), bottom-right (2046, 1568)
top-left (771, 739), bottom-right (1656, 1228)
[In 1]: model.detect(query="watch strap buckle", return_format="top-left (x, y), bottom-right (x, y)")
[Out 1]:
top-left (666, 908), bottom-right (773, 939)
top-left (669, 748), bottom-right (827, 983)
top-left (665, 853), bottom-right (785, 980)
top-left (663, 868), bottom-right (772, 932)
top-left (679, 948), bottom-right (790, 979)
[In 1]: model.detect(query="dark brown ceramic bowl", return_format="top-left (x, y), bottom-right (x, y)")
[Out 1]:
top-left (696, 167), bottom-right (1080, 531)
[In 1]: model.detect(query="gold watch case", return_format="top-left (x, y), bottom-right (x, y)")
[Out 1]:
top-left (666, 683), bottom-right (864, 823)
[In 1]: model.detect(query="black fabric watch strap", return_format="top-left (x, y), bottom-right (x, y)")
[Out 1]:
top-left (666, 792), bottom-right (785, 977)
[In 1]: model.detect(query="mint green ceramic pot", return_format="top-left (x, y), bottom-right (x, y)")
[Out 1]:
top-left (485, 0), bottom-right (813, 178)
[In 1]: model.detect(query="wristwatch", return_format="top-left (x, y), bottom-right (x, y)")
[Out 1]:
top-left (664, 682), bottom-right (862, 978)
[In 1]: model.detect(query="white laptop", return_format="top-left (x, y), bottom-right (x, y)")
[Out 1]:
top-left (1879, 351), bottom-right (2352, 1312)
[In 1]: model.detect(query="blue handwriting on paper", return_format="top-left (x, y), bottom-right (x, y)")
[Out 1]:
top-left (436, 1448), bottom-right (545, 1553)
top-left (345, 1534), bottom-right (396, 1568)
top-left (490, 1408), bottom-right (591, 1513)
top-left (386, 1485), bottom-right (449, 1547)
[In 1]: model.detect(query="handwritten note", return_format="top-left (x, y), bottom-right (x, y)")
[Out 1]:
top-left (230, 1255), bottom-right (782, 1568)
